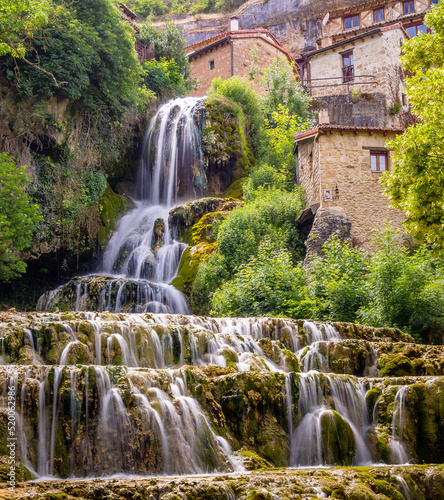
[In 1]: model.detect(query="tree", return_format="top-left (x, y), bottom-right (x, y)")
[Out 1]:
top-left (0, 0), bottom-right (64, 82)
top-left (0, 153), bottom-right (41, 282)
top-left (382, 2), bottom-right (444, 246)
top-left (137, 21), bottom-right (191, 80)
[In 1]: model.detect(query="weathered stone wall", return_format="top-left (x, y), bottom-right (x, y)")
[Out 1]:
top-left (297, 130), bottom-right (405, 248)
top-left (232, 37), bottom-right (288, 94)
top-left (308, 27), bottom-right (407, 128)
top-left (188, 42), bottom-right (232, 97)
top-left (322, 0), bottom-right (432, 41)
top-left (314, 93), bottom-right (389, 128)
top-left (298, 137), bottom-right (320, 208)
top-left (188, 36), bottom-right (290, 96)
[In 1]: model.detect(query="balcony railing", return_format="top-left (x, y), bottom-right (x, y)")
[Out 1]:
top-left (342, 64), bottom-right (354, 83)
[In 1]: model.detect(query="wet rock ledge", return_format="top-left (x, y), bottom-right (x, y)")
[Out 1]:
top-left (1, 465), bottom-right (444, 499)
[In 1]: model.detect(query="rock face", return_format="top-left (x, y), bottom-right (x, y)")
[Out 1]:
top-left (3, 465), bottom-right (444, 499)
top-left (2, 310), bottom-right (444, 485)
top-left (304, 206), bottom-right (352, 264)
top-left (170, 0), bottom-right (370, 57)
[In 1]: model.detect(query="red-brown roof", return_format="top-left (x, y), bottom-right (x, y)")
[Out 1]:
top-left (120, 2), bottom-right (138, 20)
top-left (186, 29), bottom-right (295, 71)
top-left (294, 124), bottom-right (405, 142)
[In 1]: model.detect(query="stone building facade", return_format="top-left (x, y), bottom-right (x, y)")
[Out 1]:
top-left (186, 24), bottom-right (294, 96)
top-left (294, 125), bottom-right (405, 247)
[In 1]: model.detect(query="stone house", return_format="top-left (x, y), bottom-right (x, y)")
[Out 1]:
top-left (294, 124), bottom-right (406, 247)
top-left (186, 18), bottom-right (295, 96)
top-left (293, 1), bottom-right (441, 248)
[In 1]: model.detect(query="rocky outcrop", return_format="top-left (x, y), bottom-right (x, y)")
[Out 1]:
top-left (3, 464), bottom-right (444, 499)
top-left (165, 0), bottom-right (371, 57)
top-left (304, 206), bottom-right (352, 265)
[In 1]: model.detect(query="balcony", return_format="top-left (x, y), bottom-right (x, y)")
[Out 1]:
top-left (342, 64), bottom-right (354, 83)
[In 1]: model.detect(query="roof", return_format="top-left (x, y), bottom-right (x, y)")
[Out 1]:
top-left (186, 29), bottom-right (294, 67)
top-left (307, 28), bottom-right (382, 58)
top-left (120, 2), bottom-right (137, 20)
top-left (294, 124), bottom-right (405, 143)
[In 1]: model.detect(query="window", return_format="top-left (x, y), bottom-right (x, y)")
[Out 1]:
top-left (405, 22), bottom-right (427, 37)
top-left (344, 15), bottom-right (359, 30)
top-left (370, 152), bottom-right (388, 172)
top-left (432, 0), bottom-right (440, 4)
top-left (209, 60), bottom-right (215, 70)
top-left (374, 8), bottom-right (385, 22)
top-left (403, 1), bottom-right (415, 14)
top-left (342, 52), bottom-right (354, 83)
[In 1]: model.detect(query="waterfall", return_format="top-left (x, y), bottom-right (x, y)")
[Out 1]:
top-left (390, 386), bottom-right (410, 464)
top-left (38, 97), bottom-right (206, 315)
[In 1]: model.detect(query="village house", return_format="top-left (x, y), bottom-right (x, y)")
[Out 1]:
top-left (294, 0), bottom-right (439, 248)
top-left (186, 17), bottom-right (295, 96)
top-left (119, 3), bottom-right (154, 62)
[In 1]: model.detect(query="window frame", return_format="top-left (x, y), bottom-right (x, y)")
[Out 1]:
top-left (342, 51), bottom-right (354, 83)
top-left (403, 0), bottom-right (415, 15)
top-left (374, 7), bottom-right (385, 22)
top-left (343, 14), bottom-right (360, 30)
top-left (404, 21), bottom-right (428, 37)
top-left (370, 151), bottom-right (388, 172)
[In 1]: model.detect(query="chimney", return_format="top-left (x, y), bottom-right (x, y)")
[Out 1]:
top-left (230, 16), bottom-right (239, 31)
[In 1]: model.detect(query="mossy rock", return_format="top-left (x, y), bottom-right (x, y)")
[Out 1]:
top-left (171, 243), bottom-right (217, 294)
top-left (239, 449), bottom-right (273, 470)
top-left (319, 409), bottom-right (356, 465)
top-left (224, 178), bottom-right (243, 199)
top-left (98, 184), bottom-right (134, 248)
top-left (379, 354), bottom-right (414, 377)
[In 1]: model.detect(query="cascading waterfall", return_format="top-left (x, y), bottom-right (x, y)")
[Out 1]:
top-left (37, 97), bottom-right (206, 315)
top-left (0, 312), bottom-right (423, 479)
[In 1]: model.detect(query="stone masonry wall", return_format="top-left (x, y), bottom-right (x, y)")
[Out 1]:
top-left (309, 29), bottom-right (405, 99)
top-left (189, 36), bottom-right (290, 96)
top-left (319, 131), bottom-right (405, 247)
top-left (298, 131), bottom-right (405, 248)
top-left (232, 37), bottom-right (288, 94)
top-left (308, 28), bottom-right (407, 128)
top-left (323, 0), bottom-right (432, 40)
top-left (188, 43), bottom-right (232, 97)
top-left (298, 137), bottom-right (320, 208)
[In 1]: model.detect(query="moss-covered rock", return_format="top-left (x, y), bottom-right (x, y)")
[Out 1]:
top-left (98, 184), bottom-right (134, 248)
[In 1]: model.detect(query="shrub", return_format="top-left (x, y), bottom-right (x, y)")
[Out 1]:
top-left (0, 153), bottom-right (41, 282)
top-left (210, 240), bottom-right (307, 317)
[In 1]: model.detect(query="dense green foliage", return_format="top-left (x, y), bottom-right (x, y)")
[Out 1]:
top-left (3, 0), bottom-right (146, 118)
top-left (138, 20), bottom-right (191, 81)
top-left (126, 0), bottom-right (246, 18)
top-left (192, 67), bottom-right (310, 314)
top-left (0, 0), bottom-right (60, 59)
top-left (383, 2), bottom-right (444, 247)
top-left (211, 240), bottom-right (306, 317)
top-left (0, 153), bottom-right (41, 281)
top-left (0, 0), bottom-right (157, 287)
top-left (207, 76), bottom-right (263, 150)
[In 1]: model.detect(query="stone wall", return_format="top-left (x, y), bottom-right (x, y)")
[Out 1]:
top-left (322, 0), bottom-right (432, 41)
top-left (189, 35), bottom-right (292, 96)
top-left (297, 130), bottom-right (405, 248)
top-left (188, 42), bottom-right (232, 97)
top-left (308, 27), bottom-right (407, 128)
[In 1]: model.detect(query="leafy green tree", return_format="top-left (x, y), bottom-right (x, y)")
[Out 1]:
top-left (4, 0), bottom-right (144, 117)
top-left (210, 239), bottom-right (306, 317)
top-left (308, 237), bottom-right (369, 322)
top-left (357, 226), bottom-right (444, 341)
top-left (382, 2), bottom-right (444, 246)
top-left (0, 153), bottom-right (41, 282)
top-left (260, 56), bottom-right (310, 124)
top-left (142, 58), bottom-right (185, 96)
top-left (126, 0), bottom-right (168, 17)
top-left (138, 20), bottom-right (191, 80)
